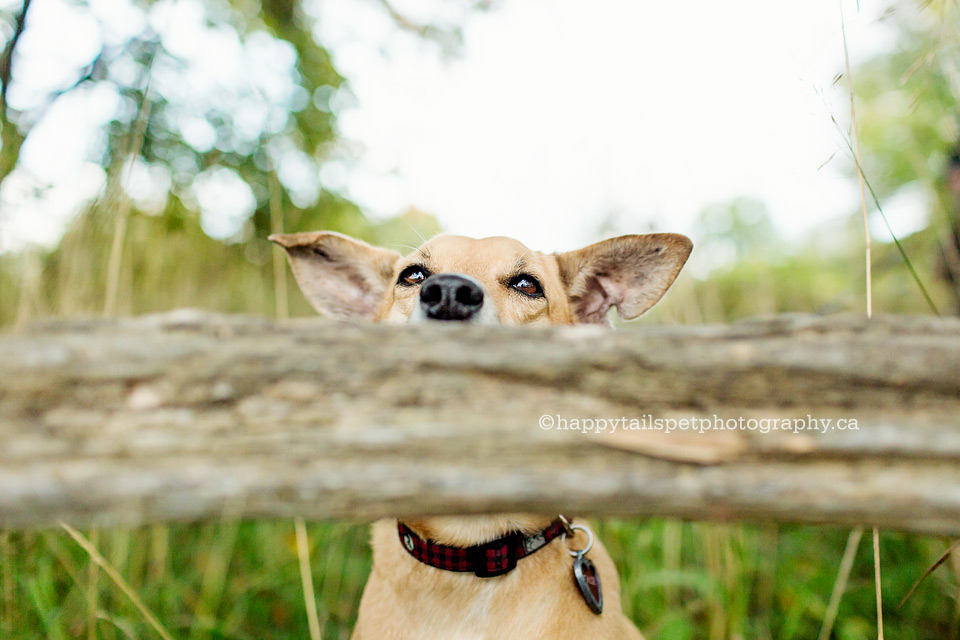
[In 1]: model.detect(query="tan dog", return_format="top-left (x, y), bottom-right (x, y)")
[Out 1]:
top-left (271, 231), bottom-right (692, 640)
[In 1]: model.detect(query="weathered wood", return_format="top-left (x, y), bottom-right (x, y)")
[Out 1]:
top-left (1, 310), bottom-right (959, 534)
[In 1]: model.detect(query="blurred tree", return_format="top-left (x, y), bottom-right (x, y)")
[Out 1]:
top-left (852, 0), bottom-right (960, 312)
top-left (0, 0), bottom-right (477, 321)
top-left (0, 0), bottom-right (30, 184)
top-left (697, 196), bottom-right (779, 262)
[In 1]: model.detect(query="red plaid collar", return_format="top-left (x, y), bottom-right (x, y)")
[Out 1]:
top-left (397, 518), bottom-right (568, 578)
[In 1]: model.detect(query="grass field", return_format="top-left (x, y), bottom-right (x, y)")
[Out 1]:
top-left (1, 520), bottom-right (958, 639)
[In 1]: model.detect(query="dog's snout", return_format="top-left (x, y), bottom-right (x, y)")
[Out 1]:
top-left (420, 274), bottom-right (484, 321)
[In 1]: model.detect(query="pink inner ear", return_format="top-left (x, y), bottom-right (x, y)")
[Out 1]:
top-left (286, 246), bottom-right (387, 320)
top-left (597, 274), bottom-right (627, 304)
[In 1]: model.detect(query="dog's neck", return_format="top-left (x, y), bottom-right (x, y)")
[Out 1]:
top-left (400, 514), bottom-right (556, 547)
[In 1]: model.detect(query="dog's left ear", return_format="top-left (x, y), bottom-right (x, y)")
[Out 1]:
top-left (269, 231), bottom-right (401, 320)
top-left (555, 233), bottom-right (693, 324)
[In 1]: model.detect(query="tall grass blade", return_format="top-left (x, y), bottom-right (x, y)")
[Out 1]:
top-left (828, 122), bottom-right (942, 315)
top-left (295, 517), bottom-right (324, 640)
top-left (899, 538), bottom-right (960, 608)
top-left (59, 522), bottom-right (175, 640)
top-left (103, 65), bottom-right (155, 317)
top-left (87, 529), bottom-right (99, 640)
top-left (818, 526), bottom-right (863, 640)
top-left (839, 0), bottom-right (873, 318)
top-left (874, 528), bottom-right (884, 640)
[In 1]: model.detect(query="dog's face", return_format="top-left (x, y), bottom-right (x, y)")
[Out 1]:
top-left (270, 231), bottom-right (692, 326)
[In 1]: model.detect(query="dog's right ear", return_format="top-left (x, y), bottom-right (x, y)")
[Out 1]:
top-left (269, 231), bottom-right (401, 320)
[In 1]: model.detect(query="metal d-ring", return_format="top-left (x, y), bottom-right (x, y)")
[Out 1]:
top-left (560, 523), bottom-right (594, 557)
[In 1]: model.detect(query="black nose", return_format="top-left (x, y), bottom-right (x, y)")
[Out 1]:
top-left (419, 274), bottom-right (484, 321)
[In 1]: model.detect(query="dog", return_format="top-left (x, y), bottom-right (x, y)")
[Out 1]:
top-left (271, 230), bottom-right (692, 639)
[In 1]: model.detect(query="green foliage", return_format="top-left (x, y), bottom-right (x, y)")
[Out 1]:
top-left (697, 197), bottom-right (779, 262)
top-left (2, 523), bottom-right (372, 640)
top-left (853, 3), bottom-right (960, 201)
top-left (0, 198), bottom-right (440, 321)
top-left (3, 523), bottom-right (957, 640)
top-left (596, 522), bottom-right (959, 640)
top-left (0, 0), bottom-right (445, 322)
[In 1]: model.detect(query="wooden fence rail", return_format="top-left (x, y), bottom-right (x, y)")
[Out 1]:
top-left (1, 311), bottom-right (959, 534)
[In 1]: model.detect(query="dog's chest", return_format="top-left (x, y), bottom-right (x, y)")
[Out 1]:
top-left (424, 598), bottom-right (493, 640)
top-left (374, 573), bottom-right (552, 640)
top-left (410, 580), bottom-right (498, 640)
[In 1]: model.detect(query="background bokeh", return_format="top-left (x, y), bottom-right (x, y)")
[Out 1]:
top-left (0, 0), bottom-right (958, 638)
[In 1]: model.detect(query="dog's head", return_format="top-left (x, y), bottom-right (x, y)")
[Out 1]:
top-left (270, 232), bottom-right (692, 325)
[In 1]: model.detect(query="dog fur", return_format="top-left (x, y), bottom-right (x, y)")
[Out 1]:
top-left (271, 231), bottom-right (692, 639)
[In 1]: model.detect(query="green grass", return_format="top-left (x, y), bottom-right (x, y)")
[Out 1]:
top-left (2, 521), bottom-right (957, 639)
top-left (1, 523), bottom-right (372, 640)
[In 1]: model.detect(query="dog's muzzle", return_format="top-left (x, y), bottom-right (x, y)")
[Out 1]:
top-left (419, 273), bottom-right (484, 322)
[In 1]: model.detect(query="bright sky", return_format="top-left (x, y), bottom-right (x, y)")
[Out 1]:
top-left (0, 0), bottom-right (920, 259)
top-left (314, 0), bottom-right (909, 255)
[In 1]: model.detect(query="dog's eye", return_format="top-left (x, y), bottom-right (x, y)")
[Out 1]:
top-left (509, 274), bottom-right (544, 298)
top-left (398, 265), bottom-right (430, 286)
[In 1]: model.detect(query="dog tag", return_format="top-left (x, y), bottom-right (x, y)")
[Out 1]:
top-left (572, 552), bottom-right (603, 615)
